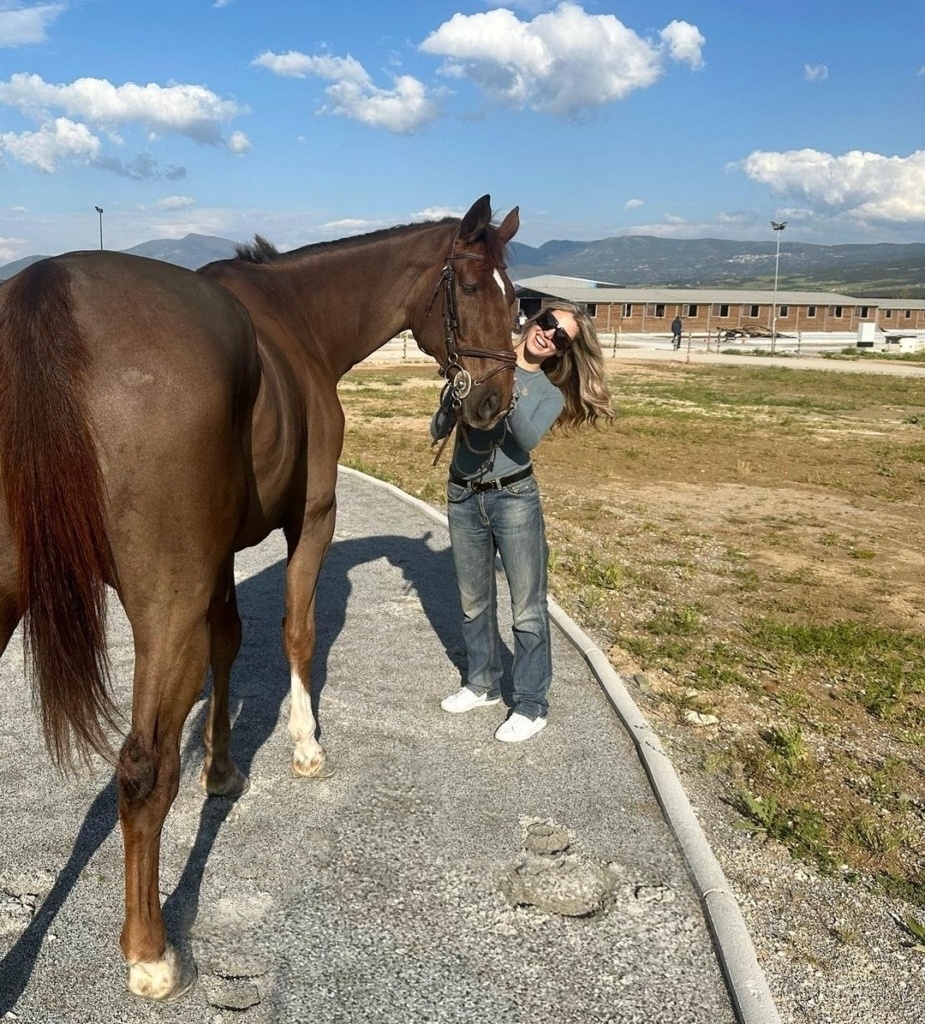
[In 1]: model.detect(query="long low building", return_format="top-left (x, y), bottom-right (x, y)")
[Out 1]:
top-left (515, 275), bottom-right (925, 336)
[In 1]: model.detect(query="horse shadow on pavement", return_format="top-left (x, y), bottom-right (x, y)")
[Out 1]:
top-left (0, 529), bottom-right (499, 1011)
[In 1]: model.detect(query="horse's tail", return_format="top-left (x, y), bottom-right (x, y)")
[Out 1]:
top-left (0, 259), bottom-right (119, 768)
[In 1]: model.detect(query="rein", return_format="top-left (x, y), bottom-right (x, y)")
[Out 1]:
top-left (425, 233), bottom-right (517, 466)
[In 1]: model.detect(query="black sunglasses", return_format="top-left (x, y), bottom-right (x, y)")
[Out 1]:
top-left (536, 309), bottom-right (574, 352)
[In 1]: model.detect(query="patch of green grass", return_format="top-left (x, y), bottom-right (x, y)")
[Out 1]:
top-left (557, 549), bottom-right (623, 590)
top-left (692, 660), bottom-right (749, 691)
top-left (646, 604), bottom-right (702, 637)
top-left (741, 619), bottom-right (925, 724)
top-left (773, 687), bottom-right (811, 711)
top-left (874, 873), bottom-right (925, 909)
top-left (764, 724), bottom-right (807, 777)
top-left (843, 815), bottom-right (909, 859)
top-left (900, 913), bottom-right (925, 947)
top-left (734, 791), bottom-right (836, 873)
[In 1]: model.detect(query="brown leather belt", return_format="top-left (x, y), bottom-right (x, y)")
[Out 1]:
top-left (449, 465), bottom-right (533, 492)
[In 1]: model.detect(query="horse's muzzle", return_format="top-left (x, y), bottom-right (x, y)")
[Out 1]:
top-left (464, 384), bottom-right (506, 431)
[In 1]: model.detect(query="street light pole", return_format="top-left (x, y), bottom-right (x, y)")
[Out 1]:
top-left (770, 220), bottom-right (786, 353)
top-left (95, 206), bottom-right (104, 250)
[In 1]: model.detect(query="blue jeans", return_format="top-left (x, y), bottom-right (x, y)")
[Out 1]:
top-left (447, 475), bottom-right (551, 720)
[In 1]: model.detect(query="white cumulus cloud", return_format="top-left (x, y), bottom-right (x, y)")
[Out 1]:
top-left (0, 72), bottom-right (245, 145)
top-left (252, 50), bottom-right (438, 133)
top-left (319, 217), bottom-right (384, 235)
top-left (252, 51), bottom-right (366, 83)
top-left (0, 116), bottom-right (99, 171)
top-left (804, 63), bottom-right (828, 81)
top-left (736, 148), bottom-right (925, 222)
top-left (228, 129), bottom-right (250, 153)
top-left (659, 20), bottom-right (705, 70)
top-left (0, 1), bottom-right (65, 47)
top-left (155, 195), bottom-right (195, 211)
top-left (413, 205), bottom-right (465, 220)
top-left (0, 234), bottom-right (28, 262)
top-left (420, 2), bottom-right (704, 117)
top-left (623, 198), bottom-right (644, 210)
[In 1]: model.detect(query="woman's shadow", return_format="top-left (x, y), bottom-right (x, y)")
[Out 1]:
top-left (0, 527), bottom-right (511, 1010)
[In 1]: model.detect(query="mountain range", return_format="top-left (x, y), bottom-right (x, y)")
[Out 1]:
top-left (2, 232), bottom-right (924, 297)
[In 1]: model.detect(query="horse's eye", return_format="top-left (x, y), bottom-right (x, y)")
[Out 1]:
top-left (460, 283), bottom-right (478, 296)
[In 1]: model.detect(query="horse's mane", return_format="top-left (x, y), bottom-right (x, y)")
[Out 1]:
top-left (234, 235), bottom-right (280, 263)
top-left (233, 215), bottom-right (509, 267)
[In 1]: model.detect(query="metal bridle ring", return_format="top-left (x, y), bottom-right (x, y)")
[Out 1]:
top-left (451, 368), bottom-right (472, 400)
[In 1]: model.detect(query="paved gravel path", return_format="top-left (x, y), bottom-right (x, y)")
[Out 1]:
top-left (0, 471), bottom-right (759, 1023)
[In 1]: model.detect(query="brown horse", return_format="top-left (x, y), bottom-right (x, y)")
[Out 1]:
top-left (0, 195), bottom-right (519, 999)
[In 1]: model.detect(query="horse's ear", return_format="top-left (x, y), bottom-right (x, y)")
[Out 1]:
top-left (496, 207), bottom-right (519, 245)
top-left (459, 195), bottom-right (492, 241)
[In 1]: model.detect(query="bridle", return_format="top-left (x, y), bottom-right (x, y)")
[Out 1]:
top-left (425, 236), bottom-right (516, 406)
top-left (424, 232), bottom-right (517, 464)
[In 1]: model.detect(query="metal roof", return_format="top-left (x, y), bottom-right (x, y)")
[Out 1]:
top-left (513, 275), bottom-right (880, 307)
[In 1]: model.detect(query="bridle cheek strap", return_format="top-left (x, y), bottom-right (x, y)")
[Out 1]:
top-left (424, 232), bottom-right (517, 380)
top-left (424, 234), bottom-right (517, 466)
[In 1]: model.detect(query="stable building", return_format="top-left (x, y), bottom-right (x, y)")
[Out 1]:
top-left (515, 276), bottom-right (925, 336)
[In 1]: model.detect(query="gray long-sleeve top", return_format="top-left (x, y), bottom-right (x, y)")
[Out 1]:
top-left (430, 364), bottom-right (564, 481)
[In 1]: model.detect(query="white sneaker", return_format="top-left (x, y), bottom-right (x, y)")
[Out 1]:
top-left (494, 712), bottom-right (547, 743)
top-left (441, 687), bottom-right (502, 714)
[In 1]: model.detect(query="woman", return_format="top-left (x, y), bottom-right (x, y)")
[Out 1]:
top-left (432, 301), bottom-right (614, 742)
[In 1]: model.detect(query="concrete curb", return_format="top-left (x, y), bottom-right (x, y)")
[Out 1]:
top-left (546, 608), bottom-right (782, 1024)
top-left (338, 465), bottom-right (782, 1024)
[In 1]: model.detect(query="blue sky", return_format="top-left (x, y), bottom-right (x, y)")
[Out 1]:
top-left (0, 0), bottom-right (923, 262)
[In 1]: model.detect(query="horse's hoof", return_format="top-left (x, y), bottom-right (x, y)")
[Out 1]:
top-left (200, 764), bottom-right (251, 799)
top-left (127, 945), bottom-right (196, 1001)
top-left (291, 749), bottom-right (335, 779)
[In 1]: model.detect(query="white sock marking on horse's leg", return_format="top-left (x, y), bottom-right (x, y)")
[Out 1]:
top-left (288, 669), bottom-right (317, 744)
top-left (127, 945), bottom-right (181, 1000)
top-left (288, 669), bottom-right (326, 774)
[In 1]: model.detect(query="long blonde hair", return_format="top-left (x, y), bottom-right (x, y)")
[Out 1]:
top-left (522, 301), bottom-right (614, 430)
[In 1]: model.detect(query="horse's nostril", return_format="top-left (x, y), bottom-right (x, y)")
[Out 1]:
top-left (477, 390), bottom-right (501, 424)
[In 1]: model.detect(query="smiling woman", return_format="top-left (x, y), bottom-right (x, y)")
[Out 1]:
top-left (432, 300), bottom-right (614, 743)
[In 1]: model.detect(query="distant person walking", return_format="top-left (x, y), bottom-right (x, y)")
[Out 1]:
top-left (671, 315), bottom-right (683, 350)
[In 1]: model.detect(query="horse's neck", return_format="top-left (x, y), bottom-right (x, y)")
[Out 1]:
top-left (273, 224), bottom-right (448, 378)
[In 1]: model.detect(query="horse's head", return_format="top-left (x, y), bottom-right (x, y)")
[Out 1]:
top-left (416, 195), bottom-right (520, 431)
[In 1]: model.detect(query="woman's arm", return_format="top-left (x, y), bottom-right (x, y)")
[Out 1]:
top-left (504, 385), bottom-right (564, 451)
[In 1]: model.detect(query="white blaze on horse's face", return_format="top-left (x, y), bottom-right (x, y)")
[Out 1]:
top-left (493, 269), bottom-right (506, 296)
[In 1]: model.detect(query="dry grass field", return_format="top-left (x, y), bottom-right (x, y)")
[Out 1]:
top-left (337, 358), bottom-right (925, 913)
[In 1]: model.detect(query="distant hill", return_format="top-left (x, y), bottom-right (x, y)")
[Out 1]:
top-left (0, 233), bottom-right (238, 281)
top-left (3, 232), bottom-right (924, 297)
top-left (122, 233), bottom-right (239, 269)
top-left (0, 253), bottom-right (51, 279)
top-left (508, 237), bottom-right (925, 298)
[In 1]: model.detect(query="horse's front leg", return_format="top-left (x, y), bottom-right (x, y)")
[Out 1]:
top-left (284, 497), bottom-right (337, 780)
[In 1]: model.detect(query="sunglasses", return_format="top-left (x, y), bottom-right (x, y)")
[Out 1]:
top-left (536, 309), bottom-right (574, 352)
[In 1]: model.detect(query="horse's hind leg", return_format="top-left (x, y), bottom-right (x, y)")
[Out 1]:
top-left (117, 603), bottom-right (211, 1000)
top-left (284, 499), bottom-right (337, 780)
top-left (200, 557), bottom-right (249, 798)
